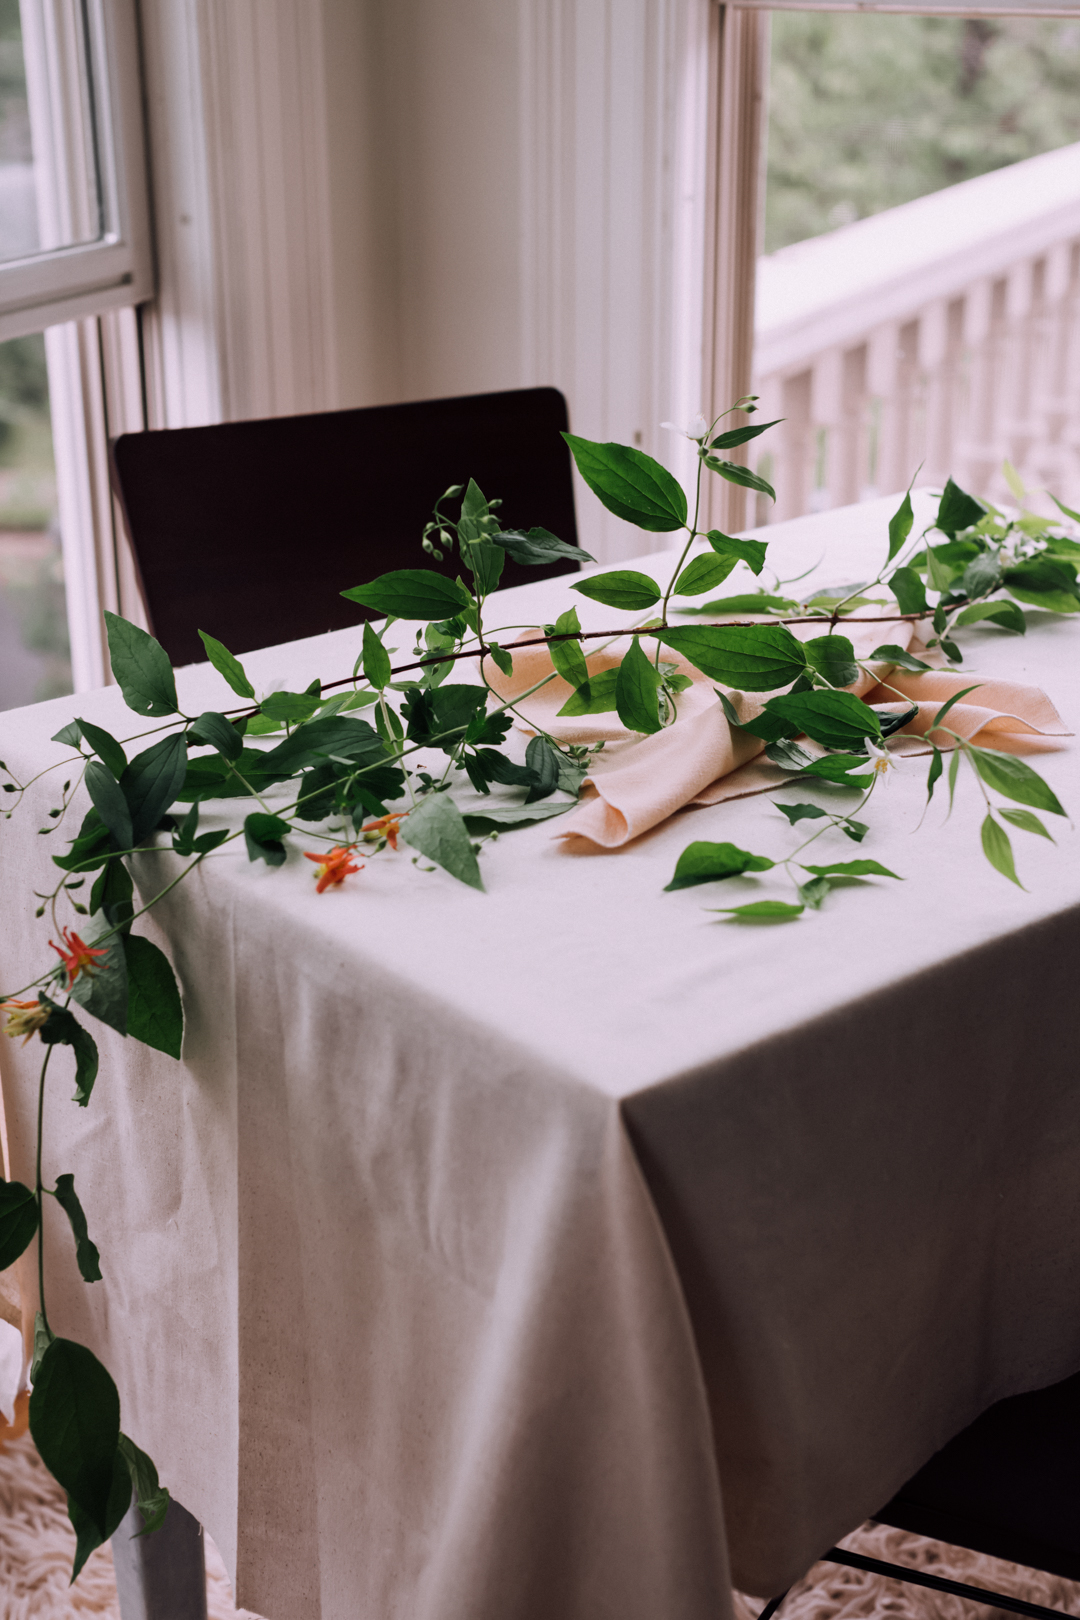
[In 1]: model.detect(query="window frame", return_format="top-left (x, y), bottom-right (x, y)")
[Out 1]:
top-left (2, 0), bottom-right (153, 343)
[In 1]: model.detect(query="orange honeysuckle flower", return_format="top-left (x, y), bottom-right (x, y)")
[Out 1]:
top-left (304, 844), bottom-right (362, 894)
top-left (361, 813), bottom-right (406, 850)
top-left (49, 927), bottom-right (108, 988)
top-left (1, 998), bottom-right (50, 1043)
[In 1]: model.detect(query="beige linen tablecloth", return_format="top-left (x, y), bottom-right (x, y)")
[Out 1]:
top-left (1, 494), bottom-right (1079, 1620)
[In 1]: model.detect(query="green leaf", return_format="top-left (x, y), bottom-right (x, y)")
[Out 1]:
top-left (799, 859), bottom-right (901, 880)
top-left (547, 608), bottom-right (589, 690)
top-left (887, 489), bottom-right (914, 561)
top-left (948, 746), bottom-right (962, 812)
top-left (925, 746), bottom-right (943, 808)
top-left (709, 418), bottom-right (782, 450)
top-left (494, 527), bottom-right (594, 566)
top-left (362, 621), bottom-right (392, 689)
top-left (244, 812), bottom-right (291, 866)
top-left (52, 720), bottom-right (84, 748)
top-left (84, 761), bottom-right (133, 852)
top-left (69, 917), bottom-right (129, 1037)
top-left (486, 642), bottom-right (514, 678)
top-left (868, 644), bottom-right (933, 672)
top-left (710, 901), bottom-right (804, 921)
top-left (260, 689), bottom-right (321, 724)
top-left (104, 612), bottom-right (178, 718)
top-left (703, 458), bottom-right (775, 498)
top-left (30, 1339), bottom-right (121, 1537)
top-left (966, 746), bottom-right (1066, 816)
top-left (120, 733), bottom-right (189, 845)
top-left (705, 531), bottom-right (768, 575)
top-left (929, 684), bottom-right (982, 735)
top-left (615, 637), bottom-right (663, 734)
top-left (38, 995), bottom-right (100, 1105)
top-left (198, 631), bottom-right (256, 700)
top-left (123, 935), bottom-right (184, 1059)
top-left (888, 566), bottom-right (928, 615)
top-left (953, 599), bottom-right (1026, 634)
top-left (557, 670), bottom-right (620, 716)
top-left (803, 634), bottom-right (858, 687)
top-left (189, 711), bottom-right (243, 761)
top-left (841, 818), bottom-right (868, 843)
top-left (572, 570), bottom-right (662, 611)
top-left (664, 840), bottom-right (774, 892)
top-left (118, 1433), bottom-right (170, 1536)
top-left (798, 753), bottom-right (871, 788)
top-left (89, 857), bottom-right (133, 921)
top-left (936, 478), bottom-right (985, 538)
top-left (673, 552), bottom-right (737, 597)
top-left (775, 802), bottom-right (827, 825)
top-left (981, 813), bottom-right (1021, 886)
top-left (67, 1449), bottom-right (131, 1580)
top-left (463, 539), bottom-right (505, 595)
top-left (75, 719), bottom-right (127, 780)
top-left (562, 434), bottom-right (688, 531)
top-left (961, 551), bottom-right (1002, 598)
top-left (764, 690), bottom-right (881, 751)
top-left (765, 739), bottom-right (816, 771)
top-left (999, 807), bottom-right (1053, 841)
top-left (1003, 557), bottom-right (1080, 613)
top-left (0, 1178), bottom-right (38, 1268)
top-left (462, 800), bottom-right (577, 833)
top-left (658, 624), bottom-right (808, 690)
top-left (400, 792), bottom-right (483, 890)
top-left (524, 737), bottom-right (561, 804)
top-left (1050, 493), bottom-right (1080, 525)
top-left (679, 591), bottom-right (798, 616)
top-left (798, 875), bottom-right (832, 910)
top-left (52, 1173), bottom-right (102, 1282)
top-left (341, 570), bottom-right (472, 620)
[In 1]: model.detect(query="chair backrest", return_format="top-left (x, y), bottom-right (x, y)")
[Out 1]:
top-left (874, 1369), bottom-right (1080, 1582)
top-left (110, 386), bottom-right (580, 667)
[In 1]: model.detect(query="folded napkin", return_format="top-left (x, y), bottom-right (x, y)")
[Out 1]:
top-left (481, 619), bottom-right (1070, 849)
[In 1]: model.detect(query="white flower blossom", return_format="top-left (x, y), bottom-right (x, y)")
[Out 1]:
top-left (660, 413), bottom-right (709, 443)
top-left (853, 737), bottom-right (895, 780)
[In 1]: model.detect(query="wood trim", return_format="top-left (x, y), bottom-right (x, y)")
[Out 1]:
top-left (701, 2), bottom-right (769, 534)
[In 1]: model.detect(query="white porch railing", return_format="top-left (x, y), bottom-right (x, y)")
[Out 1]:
top-left (751, 141), bottom-right (1080, 523)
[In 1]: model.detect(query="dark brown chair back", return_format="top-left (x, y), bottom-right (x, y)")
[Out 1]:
top-left (110, 386), bottom-right (580, 666)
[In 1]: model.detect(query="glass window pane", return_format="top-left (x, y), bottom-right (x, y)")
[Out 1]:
top-left (0, 0), bottom-right (102, 266)
top-left (0, 330), bottom-right (70, 709)
top-left (753, 15), bottom-right (1080, 523)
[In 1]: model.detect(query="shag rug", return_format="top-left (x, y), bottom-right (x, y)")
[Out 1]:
top-left (1, 1397), bottom-right (1077, 1620)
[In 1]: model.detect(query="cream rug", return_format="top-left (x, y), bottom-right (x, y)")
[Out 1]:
top-left (1, 1400), bottom-right (1076, 1620)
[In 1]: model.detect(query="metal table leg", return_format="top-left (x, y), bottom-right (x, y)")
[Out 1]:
top-left (112, 1496), bottom-right (208, 1620)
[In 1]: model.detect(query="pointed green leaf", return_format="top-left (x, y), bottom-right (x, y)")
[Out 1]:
top-left (673, 552), bottom-right (737, 596)
top-left (981, 814), bottom-right (1022, 886)
top-left (244, 812), bottom-right (291, 866)
top-left (69, 916), bottom-right (128, 1037)
top-left (888, 566), bottom-right (928, 616)
top-left (775, 802), bottom-right (827, 825)
top-left (494, 527), bottom-right (594, 566)
top-left (84, 761), bottom-right (133, 852)
top-left (461, 800), bottom-right (577, 833)
top-left (486, 642), bottom-right (514, 678)
top-left (665, 840), bottom-right (774, 892)
top-left (557, 669), bottom-right (620, 716)
top-left (120, 733), bottom-right (189, 845)
top-left (341, 571), bottom-right (472, 620)
top-left (189, 711), bottom-right (243, 761)
top-left (401, 793), bottom-right (483, 890)
top-left (709, 418), bottom-right (782, 450)
top-left (104, 612), bottom-right (178, 718)
top-left (1004, 557), bottom-right (1080, 612)
top-left (198, 631), bottom-right (256, 700)
top-left (929, 685), bottom-right (982, 735)
top-left (798, 753), bottom-right (872, 787)
top-left (799, 859), bottom-right (901, 880)
top-left (615, 637), bottom-right (663, 734)
top-left (954, 600), bottom-right (1026, 634)
top-left (524, 737), bottom-right (561, 804)
top-left (999, 807), bottom-right (1053, 841)
top-left (0, 1178), bottom-right (38, 1269)
top-left (30, 1339), bottom-right (121, 1537)
top-left (798, 876), bottom-right (832, 910)
top-left (887, 489), bottom-right (914, 561)
top-left (1050, 493), bottom-right (1080, 525)
top-left (703, 458), bottom-right (775, 499)
top-left (936, 478), bottom-right (985, 538)
top-left (705, 531), bottom-right (768, 575)
top-left (562, 434), bottom-right (688, 531)
top-left (75, 720), bottom-right (127, 781)
top-left (362, 621), bottom-right (392, 689)
top-left (260, 689), bottom-right (321, 723)
top-left (966, 746), bottom-right (1066, 816)
top-left (52, 720), bottom-right (84, 748)
top-left (38, 995), bottom-right (100, 1105)
top-left (804, 634), bottom-right (858, 687)
top-left (53, 1173), bottom-right (102, 1282)
top-left (925, 746), bottom-right (943, 807)
top-left (947, 745), bottom-right (962, 812)
top-left (118, 1433), bottom-right (170, 1537)
top-left (67, 1450), bottom-right (131, 1580)
top-left (710, 901), bottom-right (803, 920)
top-left (123, 935), bottom-right (184, 1059)
top-left (658, 624), bottom-right (807, 690)
top-left (869, 644), bottom-right (933, 672)
top-left (572, 570), bottom-right (662, 611)
top-left (547, 608), bottom-right (589, 690)
top-left (764, 690), bottom-right (881, 751)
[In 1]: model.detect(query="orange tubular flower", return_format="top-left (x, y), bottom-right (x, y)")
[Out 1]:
top-left (304, 844), bottom-right (362, 894)
top-left (1, 998), bottom-right (50, 1043)
top-left (361, 813), bottom-right (406, 850)
top-left (49, 927), bottom-right (108, 988)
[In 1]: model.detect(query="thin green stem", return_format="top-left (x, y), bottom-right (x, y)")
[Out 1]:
top-left (35, 1039), bottom-right (56, 1336)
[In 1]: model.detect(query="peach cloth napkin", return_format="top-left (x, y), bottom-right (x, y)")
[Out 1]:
top-left (481, 620), bottom-right (1071, 849)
